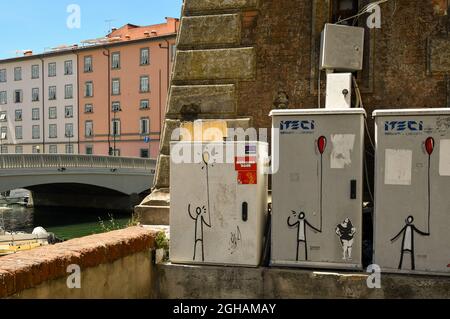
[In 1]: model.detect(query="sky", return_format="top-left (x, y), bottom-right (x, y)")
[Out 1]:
top-left (0, 0), bottom-right (183, 59)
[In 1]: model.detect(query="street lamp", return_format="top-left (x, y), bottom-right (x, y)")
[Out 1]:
top-left (113, 112), bottom-right (117, 157)
top-left (112, 105), bottom-right (120, 157)
top-left (65, 132), bottom-right (72, 154)
top-left (0, 114), bottom-right (6, 154)
top-left (0, 134), bottom-right (4, 154)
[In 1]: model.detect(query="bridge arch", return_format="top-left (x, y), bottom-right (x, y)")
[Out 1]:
top-left (0, 154), bottom-right (155, 210)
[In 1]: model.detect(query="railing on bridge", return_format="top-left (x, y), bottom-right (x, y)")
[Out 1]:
top-left (0, 154), bottom-right (156, 173)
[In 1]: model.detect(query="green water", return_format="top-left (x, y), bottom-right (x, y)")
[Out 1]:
top-left (1, 205), bottom-right (131, 241)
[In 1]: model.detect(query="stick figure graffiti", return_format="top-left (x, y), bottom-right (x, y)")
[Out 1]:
top-left (287, 211), bottom-right (322, 261)
top-left (391, 216), bottom-right (430, 270)
top-left (335, 218), bottom-right (357, 261)
top-left (391, 137), bottom-right (434, 271)
top-left (286, 137), bottom-right (327, 262)
top-left (187, 150), bottom-right (215, 262)
top-left (188, 204), bottom-right (212, 262)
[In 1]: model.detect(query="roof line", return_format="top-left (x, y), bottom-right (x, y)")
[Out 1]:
top-left (0, 33), bottom-right (177, 64)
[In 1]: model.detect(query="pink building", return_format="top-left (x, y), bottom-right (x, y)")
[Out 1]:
top-left (78, 18), bottom-right (179, 158)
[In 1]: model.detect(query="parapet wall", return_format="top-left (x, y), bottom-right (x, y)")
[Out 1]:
top-left (0, 227), bottom-right (157, 299)
top-left (1, 226), bottom-right (449, 299)
top-left (157, 263), bottom-right (450, 299)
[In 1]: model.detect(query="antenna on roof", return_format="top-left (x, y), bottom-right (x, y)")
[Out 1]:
top-left (105, 19), bottom-right (117, 33)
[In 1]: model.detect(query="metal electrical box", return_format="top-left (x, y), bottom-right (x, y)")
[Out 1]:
top-left (326, 73), bottom-right (352, 109)
top-left (373, 109), bottom-right (450, 276)
top-left (270, 109), bottom-right (366, 270)
top-left (170, 141), bottom-right (269, 267)
top-left (320, 23), bottom-right (365, 71)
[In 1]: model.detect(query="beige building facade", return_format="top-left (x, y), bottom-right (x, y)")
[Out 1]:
top-left (0, 52), bottom-right (78, 154)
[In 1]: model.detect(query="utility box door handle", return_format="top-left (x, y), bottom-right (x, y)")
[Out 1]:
top-left (242, 202), bottom-right (248, 222)
top-left (350, 180), bottom-right (357, 200)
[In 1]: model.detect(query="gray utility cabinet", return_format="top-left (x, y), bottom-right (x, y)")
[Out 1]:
top-left (373, 109), bottom-right (450, 276)
top-left (270, 109), bottom-right (366, 270)
top-left (170, 142), bottom-right (269, 267)
top-left (320, 23), bottom-right (365, 72)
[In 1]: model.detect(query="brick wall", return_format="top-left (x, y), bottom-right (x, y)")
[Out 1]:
top-left (0, 227), bottom-right (157, 299)
top-left (238, 0), bottom-right (449, 131)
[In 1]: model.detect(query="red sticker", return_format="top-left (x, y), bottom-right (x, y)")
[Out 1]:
top-left (238, 171), bottom-right (257, 185)
top-left (235, 157), bottom-right (257, 171)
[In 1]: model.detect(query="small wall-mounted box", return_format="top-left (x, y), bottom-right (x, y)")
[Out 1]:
top-left (320, 23), bottom-right (365, 72)
top-left (326, 73), bottom-right (352, 109)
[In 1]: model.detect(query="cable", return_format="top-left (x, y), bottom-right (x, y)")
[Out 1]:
top-left (336, 0), bottom-right (390, 25)
top-left (320, 153), bottom-right (323, 232)
top-left (352, 75), bottom-right (375, 204)
top-left (354, 78), bottom-right (361, 108)
top-left (202, 153), bottom-right (212, 226)
top-left (318, 69), bottom-right (322, 108)
top-left (365, 150), bottom-right (375, 158)
top-left (427, 154), bottom-right (431, 234)
top-left (352, 76), bottom-right (376, 152)
top-left (206, 163), bottom-right (211, 226)
top-left (364, 118), bottom-right (376, 152)
top-left (364, 152), bottom-right (375, 204)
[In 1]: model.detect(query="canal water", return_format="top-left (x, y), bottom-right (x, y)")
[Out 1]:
top-left (1, 205), bottom-right (132, 241)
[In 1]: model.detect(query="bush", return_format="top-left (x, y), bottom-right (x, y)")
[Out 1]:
top-left (155, 231), bottom-right (169, 250)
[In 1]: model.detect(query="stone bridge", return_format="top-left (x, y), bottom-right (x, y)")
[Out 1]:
top-left (0, 155), bottom-right (155, 210)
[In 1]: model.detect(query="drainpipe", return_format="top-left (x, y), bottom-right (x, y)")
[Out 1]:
top-left (102, 48), bottom-right (111, 155)
top-left (159, 39), bottom-right (170, 90)
top-left (159, 40), bottom-right (171, 152)
top-left (74, 49), bottom-right (80, 154)
top-left (39, 57), bottom-right (46, 154)
top-left (159, 69), bottom-right (162, 140)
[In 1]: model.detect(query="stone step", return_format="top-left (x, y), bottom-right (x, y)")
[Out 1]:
top-left (140, 189), bottom-right (170, 207)
top-left (134, 205), bottom-right (170, 226)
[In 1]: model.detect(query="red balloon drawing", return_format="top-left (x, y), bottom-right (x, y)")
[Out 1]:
top-left (318, 136), bottom-right (327, 155)
top-left (425, 137), bottom-right (435, 156)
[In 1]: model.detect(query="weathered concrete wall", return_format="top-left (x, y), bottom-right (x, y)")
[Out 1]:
top-left (0, 227), bottom-right (157, 299)
top-left (156, 263), bottom-right (450, 299)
